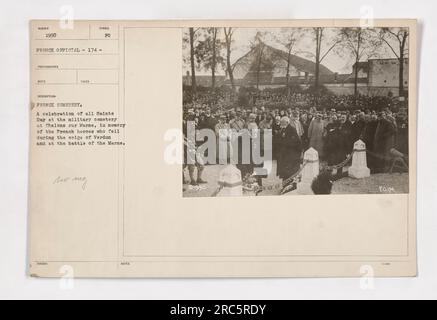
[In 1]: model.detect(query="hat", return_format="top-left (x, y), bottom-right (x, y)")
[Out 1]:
top-left (280, 116), bottom-right (290, 124)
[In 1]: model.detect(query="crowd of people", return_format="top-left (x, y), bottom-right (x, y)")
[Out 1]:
top-left (184, 87), bottom-right (400, 111)
top-left (183, 90), bottom-right (408, 186)
top-left (249, 91), bottom-right (398, 111)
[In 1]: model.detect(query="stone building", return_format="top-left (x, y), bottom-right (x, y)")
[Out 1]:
top-left (325, 58), bottom-right (409, 97)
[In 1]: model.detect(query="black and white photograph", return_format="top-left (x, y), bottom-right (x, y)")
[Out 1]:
top-left (182, 26), bottom-right (410, 197)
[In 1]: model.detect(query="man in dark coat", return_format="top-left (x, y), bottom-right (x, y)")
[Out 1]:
top-left (363, 114), bottom-right (378, 151)
top-left (198, 107), bottom-right (217, 131)
top-left (197, 108), bottom-right (217, 163)
top-left (395, 113), bottom-right (408, 155)
top-left (351, 112), bottom-right (366, 144)
top-left (373, 111), bottom-right (397, 172)
top-left (324, 116), bottom-right (342, 166)
top-left (277, 117), bottom-right (302, 179)
top-left (272, 115), bottom-right (282, 160)
top-left (337, 114), bottom-right (352, 162)
top-left (362, 114), bottom-right (378, 172)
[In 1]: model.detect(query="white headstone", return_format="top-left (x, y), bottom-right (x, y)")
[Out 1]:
top-left (348, 139), bottom-right (370, 179)
top-left (297, 147), bottom-right (319, 195)
top-left (217, 164), bottom-right (243, 197)
top-left (260, 160), bottom-right (282, 195)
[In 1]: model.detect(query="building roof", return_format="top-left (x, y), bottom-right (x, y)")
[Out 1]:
top-left (231, 42), bottom-right (334, 85)
top-left (263, 44), bottom-right (334, 76)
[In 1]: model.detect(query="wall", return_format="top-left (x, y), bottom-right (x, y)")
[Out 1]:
top-left (325, 83), bottom-right (400, 97)
top-left (368, 59), bottom-right (409, 88)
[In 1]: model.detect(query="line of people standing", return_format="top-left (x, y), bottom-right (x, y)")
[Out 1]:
top-left (183, 104), bottom-right (407, 186)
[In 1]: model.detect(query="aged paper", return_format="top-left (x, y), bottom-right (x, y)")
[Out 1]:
top-left (29, 19), bottom-right (417, 277)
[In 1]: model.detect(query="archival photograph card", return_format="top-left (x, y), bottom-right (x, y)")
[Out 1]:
top-left (29, 19), bottom-right (417, 277)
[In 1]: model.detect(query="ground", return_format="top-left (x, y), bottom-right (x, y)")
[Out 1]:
top-left (332, 173), bottom-right (409, 194)
top-left (183, 164), bottom-right (228, 198)
top-left (183, 164), bottom-right (409, 197)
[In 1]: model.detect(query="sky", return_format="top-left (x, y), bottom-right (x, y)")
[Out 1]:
top-left (182, 27), bottom-right (404, 76)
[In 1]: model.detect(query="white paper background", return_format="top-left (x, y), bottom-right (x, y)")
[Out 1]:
top-left (0, 0), bottom-right (435, 299)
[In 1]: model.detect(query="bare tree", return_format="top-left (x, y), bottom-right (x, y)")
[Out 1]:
top-left (211, 28), bottom-right (218, 88)
top-left (311, 27), bottom-right (341, 93)
top-left (379, 27), bottom-right (409, 97)
top-left (223, 27), bottom-right (235, 91)
top-left (194, 28), bottom-right (225, 89)
top-left (339, 27), bottom-right (382, 96)
top-left (189, 27), bottom-right (197, 96)
top-left (239, 31), bottom-right (272, 90)
top-left (252, 32), bottom-right (267, 89)
top-left (273, 28), bottom-right (304, 97)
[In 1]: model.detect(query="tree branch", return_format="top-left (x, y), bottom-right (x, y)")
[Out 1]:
top-left (381, 36), bottom-right (400, 59)
top-left (320, 40), bottom-right (340, 62)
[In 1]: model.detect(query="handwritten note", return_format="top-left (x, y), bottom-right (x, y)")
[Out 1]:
top-left (53, 176), bottom-right (88, 190)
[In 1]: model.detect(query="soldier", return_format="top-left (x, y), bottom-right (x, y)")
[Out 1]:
top-left (183, 112), bottom-right (207, 186)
